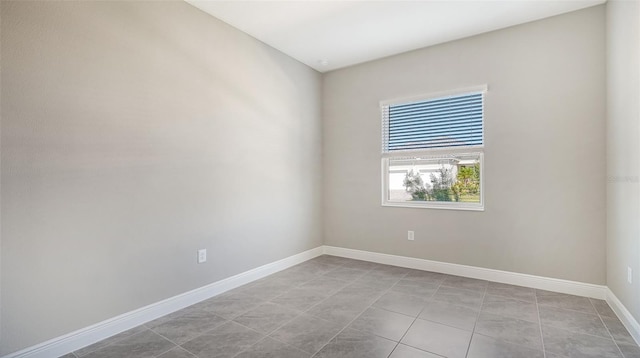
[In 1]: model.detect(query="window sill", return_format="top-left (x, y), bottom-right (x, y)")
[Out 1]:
top-left (382, 201), bottom-right (484, 211)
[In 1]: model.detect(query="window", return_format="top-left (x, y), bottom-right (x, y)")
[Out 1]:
top-left (381, 86), bottom-right (486, 210)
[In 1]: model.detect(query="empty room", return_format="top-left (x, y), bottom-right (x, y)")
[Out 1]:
top-left (1, 0), bottom-right (639, 357)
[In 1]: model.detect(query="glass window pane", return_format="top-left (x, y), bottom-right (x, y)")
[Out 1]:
top-left (387, 153), bottom-right (481, 204)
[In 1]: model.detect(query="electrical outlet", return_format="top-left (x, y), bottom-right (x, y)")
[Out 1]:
top-left (408, 231), bottom-right (414, 241)
top-left (198, 249), bottom-right (207, 264)
top-left (628, 267), bottom-right (632, 284)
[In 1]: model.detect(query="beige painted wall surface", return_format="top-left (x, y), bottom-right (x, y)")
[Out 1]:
top-left (606, 0), bottom-right (640, 322)
top-left (0, 1), bottom-right (322, 354)
top-left (323, 6), bottom-right (606, 284)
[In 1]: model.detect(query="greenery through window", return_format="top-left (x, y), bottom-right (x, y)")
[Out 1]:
top-left (386, 154), bottom-right (482, 208)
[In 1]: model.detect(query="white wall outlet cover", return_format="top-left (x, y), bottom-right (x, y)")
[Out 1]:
top-left (198, 249), bottom-right (207, 264)
top-left (628, 267), bottom-right (633, 284)
top-left (408, 231), bottom-right (414, 241)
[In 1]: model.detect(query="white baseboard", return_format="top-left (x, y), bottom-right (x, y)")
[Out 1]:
top-left (606, 288), bottom-right (640, 346)
top-left (323, 246), bottom-right (607, 299)
top-left (2, 247), bottom-right (324, 358)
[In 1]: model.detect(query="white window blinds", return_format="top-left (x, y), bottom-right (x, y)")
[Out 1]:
top-left (382, 91), bottom-right (484, 152)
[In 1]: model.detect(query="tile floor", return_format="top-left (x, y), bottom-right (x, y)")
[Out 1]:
top-left (60, 255), bottom-right (640, 358)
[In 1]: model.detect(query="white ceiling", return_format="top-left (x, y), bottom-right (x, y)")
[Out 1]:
top-left (186, 0), bottom-right (605, 72)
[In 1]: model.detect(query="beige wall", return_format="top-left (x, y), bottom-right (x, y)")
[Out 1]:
top-left (606, 0), bottom-right (640, 323)
top-left (323, 6), bottom-right (606, 284)
top-left (0, 1), bottom-right (322, 354)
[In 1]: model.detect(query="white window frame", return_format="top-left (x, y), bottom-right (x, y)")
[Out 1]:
top-left (381, 85), bottom-right (487, 211)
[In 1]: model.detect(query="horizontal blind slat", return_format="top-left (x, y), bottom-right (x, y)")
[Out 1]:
top-left (390, 99), bottom-right (482, 116)
top-left (389, 117), bottom-right (483, 131)
top-left (384, 91), bottom-right (484, 152)
top-left (390, 110), bottom-right (482, 124)
top-left (390, 124), bottom-right (483, 136)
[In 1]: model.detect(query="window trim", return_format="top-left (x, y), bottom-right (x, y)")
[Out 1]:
top-left (380, 85), bottom-right (487, 211)
top-left (380, 84), bottom-right (488, 108)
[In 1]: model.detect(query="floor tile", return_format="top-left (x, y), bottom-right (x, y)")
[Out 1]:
top-left (419, 300), bottom-right (479, 331)
top-left (388, 344), bottom-right (442, 358)
top-left (270, 313), bottom-right (344, 354)
top-left (618, 342), bottom-right (640, 358)
top-left (147, 307), bottom-right (226, 344)
top-left (271, 286), bottom-right (332, 311)
top-left (348, 307), bottom-right (415, 341)
top-left (390, 279), bottom-right (439, 298)
top-left (313, 328), bottom-right (396, 358)
top-left (466, 334), bottom-right (544, 358)
top-left (602, 316), bottom-right (638, 345)
top-left (294, 261), bottom-right (340, 276)
top-left (335, 281), bottom-right (387, 301)
top-left (82, 330), bottom-right (175, 358)
top-left (544, 353), bottom-right (569, 358)
top-left (403, 269), bottom-right (447, 285)
top-left (373, 291), bottom-right (428, 317)
top-left (542, 325), bottom-right (622, 358)
top-left (539, 305), bottom-right (609, 338)
top-left (299, 276), bottom-right (349, 294)
top-left (322, 266), bottom-right (368, 282)
top-left (273, 265), bottom-right (315, 277)
top-left (180, 321), bottom-right (263, 358)
top-left (474, 312), bottom-right (542, 350)
top-left (235, 337), bottom-right (310, 358)
top-left (590, 298), bottom-right (618, 318)
top-left (481, 294), bottom-right (539, 322)
top-left (370, 265), bottom-right (410, 279)
top-left (306, 294), bottom-right (366, 326)
top-left (238, 278), bottom-right (295, 301)
top-left (58, 354), bottom-right (77, 358)
top-left (536, 290), bottom-right (596, 314)
top-left (338, 259), bottom-right (383, 271)
top-left (354, 273), bottom-right (400, 290)
top-left (74, 326), bottom-right (148, 356)
top-left (197, 291), bottom-right (264, 320)
top-left (156, 347), bottom-right (197, 358)
top-left (441, 276), bottom-right (488, 293)
top-left (233, 302), bottom-right (300, 334)
top-left (401, 319), bottom-right (472, 358)
top-left (269, 267), bottom-right (318, 286)
top-left (145, 306), bottom-right (196, 328)
top-left (432, 286), bottom-right (485, 309)
top-left (486, 282), bottom-right (536, 303)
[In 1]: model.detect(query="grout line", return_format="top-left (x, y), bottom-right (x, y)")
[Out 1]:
top-left (307, 268), bottom-right (406, 356)
top-left (534, 289), bottom-right (547, 358)
top-left (151, 341), bottom-right (181, 358)
top-left (383, 272), bottom-right (421, 358)
top-left (389, 274), bottom-right (447, 357)
top-left (223, 321), bottom-right (281, 357)
top-left (464, 284), bottom-right (487, 358)
top-left (146, 327), bottom-right (181, 348)
top-left (234, 256), bottom-right (369, 357)
top-left (73, 326), bottom-right (148, 358)
top-left (386, 344), bottom-right (400, 358)
top-left (230, 260), bottom-right (352, 357)
top-left (591, 299), bottom-right (627, 358)
top-left (168, 262), bottom-right (334, 358)
top-left (262, 330), bottom-right (318, 356)
top-left (170, 346), bottom-right (198, 358)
